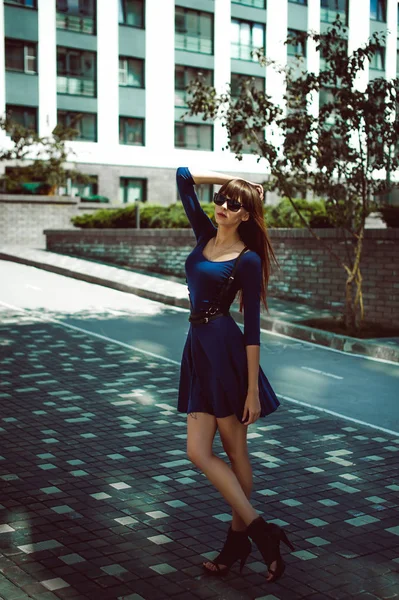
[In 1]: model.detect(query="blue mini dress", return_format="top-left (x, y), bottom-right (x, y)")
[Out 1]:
top-left (176, 167), bottom-right (280, 422)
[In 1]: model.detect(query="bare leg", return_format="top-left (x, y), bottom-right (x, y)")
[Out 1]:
top-left (186, 412), bottom-right (259, 527)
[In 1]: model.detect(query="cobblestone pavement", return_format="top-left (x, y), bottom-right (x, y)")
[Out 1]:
top-left (0, 307), bottom-right (399, 600)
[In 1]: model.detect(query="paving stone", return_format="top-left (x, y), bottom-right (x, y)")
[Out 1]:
top-left (0, 313), bottom-right (398, 600)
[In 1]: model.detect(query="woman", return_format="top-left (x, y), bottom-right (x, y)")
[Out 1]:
top-left (176, 166), bottom-right (294, 584)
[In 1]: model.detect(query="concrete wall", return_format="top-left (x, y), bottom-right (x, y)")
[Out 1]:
top-left (44, 227), bottom-right (399, 327)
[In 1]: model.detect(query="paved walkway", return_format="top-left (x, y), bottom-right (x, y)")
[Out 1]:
top-left (0, 303), bottom-right (399, 600)
top-left (0, 246), bottom-right (398, 364)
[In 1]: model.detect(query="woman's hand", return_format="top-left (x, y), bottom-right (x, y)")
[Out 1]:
top-left (243, 180), bottom-right (264, 201)
top-left (241, 390), bottom-right (261, 426)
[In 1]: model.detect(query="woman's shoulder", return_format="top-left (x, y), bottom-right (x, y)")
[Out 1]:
top-left (241, 248), bottom-right (261, 266)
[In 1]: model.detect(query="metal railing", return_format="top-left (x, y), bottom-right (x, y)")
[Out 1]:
top-left (56, 13), bottom-right (95, 34)
top-left (57, 75), bottom-right (96, 97)
top-left (175, 33), bottom-right (212, 55)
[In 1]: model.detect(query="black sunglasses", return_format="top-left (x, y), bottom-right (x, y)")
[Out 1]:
top-left (213, 192), bottom-right (244, 213)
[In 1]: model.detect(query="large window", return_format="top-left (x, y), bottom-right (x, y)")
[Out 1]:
top-left (119, 178), bottom-right (147, 203)
top-left (175, 65), bottom-right (212, 107)
top-left (287, 29), bottom-right (307, 57)
top-left (289, 0), bottom-right (307, 4)
top-left (4, 0), bottom-right (37, 7)
top-left (232, 0), bottom-right (265, 8)
top-left (175, 123), bottom-right (213, 150)
top-left (231, 19), bottom-right (265, 62)
top-left (119, 117), bottom-right (144, 145)
top-left (320, 0), bottom-right (348, 24)
top-left (370, 0), bottom-right (386, 21)
top-left (5, 39), bottom-right (37, 73)
top-left (57, 47), bottom-right (96, 96)
top-left (6, 105), bottom-right (37, 132)
top-left (119, 57), bottom-right (144, 87)
top-left (370, 47), bottom-right (386, 71)
top-left (175, 7), bottom-right (213, 55)
top-left (59, 176), bottom-right (98, 199)
top-left (57, 111), bottom-right (97, 141)
top-left (231, 73), bottom-right (264, 97)
top-left (56, 0), bottom-right (96, 35)
top-left (119, 0), bottom-right (144, 28)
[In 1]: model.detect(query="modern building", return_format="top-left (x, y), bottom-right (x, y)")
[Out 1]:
top-left (0, 0), bottom-right (398, 205)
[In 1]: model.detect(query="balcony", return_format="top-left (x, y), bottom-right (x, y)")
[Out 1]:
top-left (57, 75), bottom-right (96, 97)
top-left (175, 33), bottom-right (212, 55)
top-left (56, 12), bottom-right (95, 34)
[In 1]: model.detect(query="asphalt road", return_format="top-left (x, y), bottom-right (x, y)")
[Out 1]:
top-left (2, 258), bottom-right (399, 434)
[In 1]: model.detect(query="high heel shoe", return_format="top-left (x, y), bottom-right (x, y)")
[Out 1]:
top-left (202, 526), bottom-right (252, 577)
top-left (246, 516), bottom-right (294, 583)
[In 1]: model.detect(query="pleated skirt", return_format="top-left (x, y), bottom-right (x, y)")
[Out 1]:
top-left (177, 314), bottom-right (280, 422)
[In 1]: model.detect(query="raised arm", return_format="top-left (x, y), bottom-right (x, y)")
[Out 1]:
top-left (176, 166), bottom-right (216, 242)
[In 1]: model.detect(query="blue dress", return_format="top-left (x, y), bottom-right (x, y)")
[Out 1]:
top-left (177, 167), bottom-right (280, 422)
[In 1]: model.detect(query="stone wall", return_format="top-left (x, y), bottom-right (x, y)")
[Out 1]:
top-left (45, 228), bottom-right (399, 327)
top-left (0, 195), bottom-right (125, 248)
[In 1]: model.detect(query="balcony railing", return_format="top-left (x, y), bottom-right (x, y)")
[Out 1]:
top-left (175, 33), bottom-right (212, 55)
top-left (56, 13), bottom-right (95, 35)
top-left (57, 75), bottom-right (96, 97)
top-left (231, 43), bottom-right (258, 62)
top-left (320, 8), bottom-right (347, 24)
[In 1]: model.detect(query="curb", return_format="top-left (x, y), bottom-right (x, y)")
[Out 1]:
top-left (1, 250), bottom-right (398, 364)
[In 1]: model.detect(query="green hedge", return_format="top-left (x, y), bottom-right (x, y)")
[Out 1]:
top-left (71, 198), bottom-right (334, 229)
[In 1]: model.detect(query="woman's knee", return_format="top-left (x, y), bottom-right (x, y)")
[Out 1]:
top-left (186, 444), bottom-right (212, 468)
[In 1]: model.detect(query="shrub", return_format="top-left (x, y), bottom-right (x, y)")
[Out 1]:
top-left (264, 197), bottom-right (333, 228)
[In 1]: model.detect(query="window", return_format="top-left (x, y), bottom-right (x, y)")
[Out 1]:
top-left (289, 0), bottom-right (307, 4)
top-left (119, 178), bottom-right (147, 203)
top-left (175, 122), bottom-right (213, 150)
top-left (232, 0), bottom-right (265, 8)
top-left (320, 0), bottom-right (348, 24)
top-left (370, 47), bottom-right (385, 71)
top-left (231, 19), bottom-right (265, 62)
top-left (56, 0), bottom-right (96, 35)
top-left (119, 57), bottom-right (144, 87)
top-left (5, 39), bottom-right (37, 73)
top-left (57, 111), bottom-right (97, 141)
top-left (370, 0), bottom-right (386, 21)
top-left (287, 29), bottom-right (307, 57)
top-left (6, 105), bottom-right (37, 132)
top-left (59, 176), bottom-right (98, 198)
top-left (175, 7), bottom-right (213, 55)
top-left (231, 73), bottom-right (264, 97)
top-left (119, 117), bottom-right (144, 145)
top-left (119, 0), bottom-right (144, 28)
top-left (175, 65), bottom-right (212, 107)
top-left (57, 47), bottom-right (96, 96)
top-left (4, 0), bottom-right (37, 7)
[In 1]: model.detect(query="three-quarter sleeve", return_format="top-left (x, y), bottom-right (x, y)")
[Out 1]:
top-left (238, 252), bottom-right (262, 346)
top-left (176, 166), bottom-right (216, 243)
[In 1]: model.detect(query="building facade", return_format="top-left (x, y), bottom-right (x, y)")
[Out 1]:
top-left (0, 0), bottom-right (398, 205)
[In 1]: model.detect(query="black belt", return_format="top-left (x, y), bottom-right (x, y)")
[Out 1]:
top-left (189, 310), bottom-right (229, 325)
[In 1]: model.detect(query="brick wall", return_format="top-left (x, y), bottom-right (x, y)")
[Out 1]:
top-left (0, 196), bottom-right (127, 248)
top-left (45, 228), bottom-right (399, 327)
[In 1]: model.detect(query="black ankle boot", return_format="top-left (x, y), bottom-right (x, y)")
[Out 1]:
top-left (202, 526), bottom-right (252, 577)
top-left (246, 516), bottom-right (294, 583)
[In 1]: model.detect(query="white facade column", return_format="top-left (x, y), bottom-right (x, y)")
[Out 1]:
top-left (307, 0), bottom-right (320, 119)
top-left (265, 0), bottom-right (287, 111)
top-left (97, 0), bottom-right (119, 147)
top-left (348, 0), bottom-right (370, 91)
top-left (38, 0), bottom-right (57, 136)
top-left (213, 0), bottom-right (230, 154)
top-left (145, 0), bottom-right (174, 154)
top-left (386, 0), bottom-right (397, 80)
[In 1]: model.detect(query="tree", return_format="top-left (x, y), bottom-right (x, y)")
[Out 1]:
top-left (0, 113), bottom-right (92, 194)
top-left (185, 18), bottom-right (399, 333)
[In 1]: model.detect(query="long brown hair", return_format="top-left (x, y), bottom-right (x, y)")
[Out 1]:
top-left (219, 179), bottom-right (279, 312)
